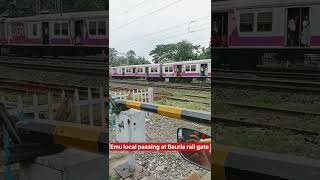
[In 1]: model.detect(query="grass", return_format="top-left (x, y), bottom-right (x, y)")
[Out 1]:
top-left (156, 99), bottom-right (210, 111)
top-left (155, 88), bottom-right (211, 111)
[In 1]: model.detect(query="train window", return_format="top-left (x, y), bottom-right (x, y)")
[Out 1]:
top-left (32, 24), bottom-right (37, 36)
top-left (257, 12), bottom-right (272, 32)
top-left (54, 23), bottom-right (60, 35)
top-left (54, 22), bottom-right (68, 36)
top-left (165, 67), bottom-right (168, 72)
top-left (240, 13), bottom-right (254, 32)
top-left (98, 21), bottom-right (106, 35)
top-left (191, 65), bottom-right (196, 72)
top-left (61, 23), bottom-right (68, 35)
top-left (169, 67), bottom-right (173, 72)
top-left (89, 22), bottom-right (97, 35)
top-left (186, 65), bottom-right (190, 72)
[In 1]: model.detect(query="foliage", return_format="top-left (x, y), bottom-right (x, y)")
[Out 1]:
top-left (149, 40), bottom-right (210, 63)
top-left (109, 48), bottom-right (150, 66)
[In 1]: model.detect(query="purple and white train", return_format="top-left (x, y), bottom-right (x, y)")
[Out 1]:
top-left (212, 0), bottom-right (320, 67)
top-left (0, 10), bottom-right (108, 56)
top-left (110, 59), bottom-right (211, 81)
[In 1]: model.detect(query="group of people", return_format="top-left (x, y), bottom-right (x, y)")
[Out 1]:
top-left (287, 15), bottom-right (310, 47)
top-left (200, 66), bottom-right (208, 76)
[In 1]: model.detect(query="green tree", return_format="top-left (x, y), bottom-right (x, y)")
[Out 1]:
top-left (109, 48), bottom-right (118, 66)
top-left (149, 40), bottom-right (205, 63)
top-left (126, 50), bottom-right (136, 65)
top-left (149, 44), bottom-right (176, 63)
top-left (175, 40), bottom-right (199, 61)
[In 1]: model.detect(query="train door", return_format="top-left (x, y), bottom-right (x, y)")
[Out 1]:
top-left (75, 20), bottom-right (83, 45)
top-left (286, 7), bottom-right (310, 47)
top-left (42, 22), bottom-right (49, 44)
top-left (200, 64), bottom-right (208, 76)
top-left (122, 68), bottom-right (125, 76)
top-left (145, 67), bottom-right (149, 75)
top-left (133, 67), bottom-right (136, 74)
top-left (176, 65), bottom-right (182, 76)
top-left (212, 12), bottom-right (228, 47)
top-left (0, 21), bottom-right (5, 44)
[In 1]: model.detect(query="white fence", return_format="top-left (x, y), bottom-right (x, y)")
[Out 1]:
top-left (0, 87), bottom-right (106, 127)
top-left (110, 87), bottom-right (154, 103)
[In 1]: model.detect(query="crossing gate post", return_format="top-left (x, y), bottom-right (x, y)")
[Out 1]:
top-left (114, 109), bottom-right (146, 178)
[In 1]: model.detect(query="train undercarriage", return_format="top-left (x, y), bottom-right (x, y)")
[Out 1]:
top-left (213, 48), bottom-right (320, 70)
top-left (0, 45), bottom-right (107, 57)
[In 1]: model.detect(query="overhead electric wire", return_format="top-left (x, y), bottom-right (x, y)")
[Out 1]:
top-left (156, 26), bottom-right (210, 42)
top-left (113, 0), bottom-right (184, 30)
top-left (124, 19), bottom-right (210, 44)
top-left (124, 26), bottom-right (210, 48)
top-left (142, 15), bottom-right (209, 36)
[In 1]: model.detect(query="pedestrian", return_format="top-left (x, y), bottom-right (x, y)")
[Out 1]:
top-left (301, 16), bottom-right (310, 47)
top-left (288, 16), bottom-right (297, 46)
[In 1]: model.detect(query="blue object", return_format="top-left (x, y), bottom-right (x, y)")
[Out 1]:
top-left (109, 100), bottom-right (116, 128)
top-left (3, 109), bottom-right (25, 180)
top-left (3, 126), bottom-right (13, 180)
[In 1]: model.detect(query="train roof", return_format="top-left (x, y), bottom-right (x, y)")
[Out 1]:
top-left (163, 59), bottom-right (211, 66)
top-left (212, 0), bottom-right (317, 11)
top-left (111, 63), bottom-right (158, 69)
top-left (6, 10), bottom-right (108, 22)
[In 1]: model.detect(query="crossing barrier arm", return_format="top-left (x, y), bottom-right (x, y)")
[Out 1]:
top-left (113, 99), bottom-right (211, 126)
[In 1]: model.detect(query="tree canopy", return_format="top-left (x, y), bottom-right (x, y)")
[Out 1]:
top-left (109, 48), bottom-right (150, 66)
top-left (110, 40), bottom-right (210, 66)
top-left (149, 40), bottom-right (210, 63)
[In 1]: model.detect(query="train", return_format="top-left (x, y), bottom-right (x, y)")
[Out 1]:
top-left (0, 10), bottom-right (108, 56)
top-left (110, 59), bottom-right (211, 82)
top-left (212, 0), bottom-right (320, 68)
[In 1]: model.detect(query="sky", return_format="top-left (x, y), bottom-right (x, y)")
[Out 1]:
top-left (110, 0), bottom-right (211, 61)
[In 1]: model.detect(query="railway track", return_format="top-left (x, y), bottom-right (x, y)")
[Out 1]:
top-left (110, 86), bottom-right (210, 104)
top-left (213, 115), bottom-right (320, 137)
top-left (110, 79), bottom-right (211, 91)
top-left (0, 56), bottom-right (106, 76)
top-left (225, 102), bottom-right (320, 116)
top-left (0, 78), bottom-right (106, 96)
top-left (213, 68), bottom-right (320, 81)
top-left (214, 76), bottom-right (320, 92)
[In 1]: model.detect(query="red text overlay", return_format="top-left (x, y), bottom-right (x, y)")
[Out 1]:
top-left (109, 142), bottom-right (211, 152)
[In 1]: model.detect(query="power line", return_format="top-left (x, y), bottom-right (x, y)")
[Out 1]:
top-left (125, 26), bottom-right (210, 47)
top-left (140, 15), bottom-right (209, 37)
top-left (124, 22), bottom-right (210, 46)
top-left (123, 17), bottom-right (210, 44)
top-left (112, 0), bottom-right (184, 30)
top-left (117, 0), bottom-right (150, 16)
top-left (156, 26), bottom-right (210, 42)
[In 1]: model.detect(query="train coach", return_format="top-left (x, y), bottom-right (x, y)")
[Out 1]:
top-left (212, 0), bottom-right (320, 68)
top-left (0, 10), bottom-right (108, 56)
top-left (110, 59), bottom-right (211, 82)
